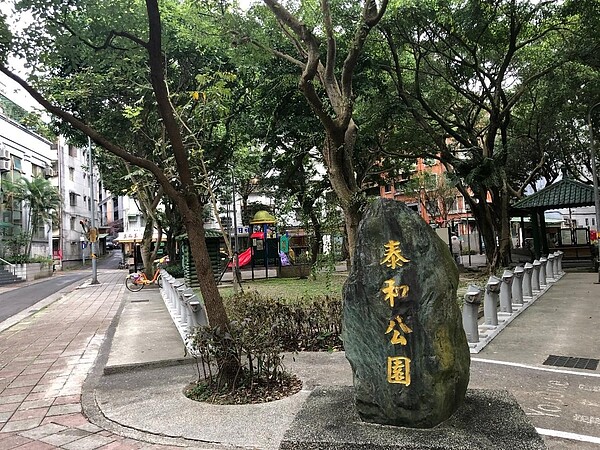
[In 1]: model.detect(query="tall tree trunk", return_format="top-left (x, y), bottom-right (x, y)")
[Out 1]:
top-left (180, 198), bottom-right (238, 381)
top-left (140, 218), bottom-right (154, 277)
top-left (181, 201), bottom-right (230, 331)
top-left (497, 176), bottom-right (513, 267)
top-left (322, 129), bottom-right (362, 264)
top-left (309, 210), bottom-right (321, 266)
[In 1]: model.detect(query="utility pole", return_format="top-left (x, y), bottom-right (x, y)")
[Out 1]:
top-left (88, 137), bottom-right (99, 284)
top-left (231, 170), bottom-right (241, 286)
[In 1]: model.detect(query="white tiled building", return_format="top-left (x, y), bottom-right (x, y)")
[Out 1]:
top-left (53, 136), bottom-right (105, 267)
top-left (0, 95), bottom-right (55, 259)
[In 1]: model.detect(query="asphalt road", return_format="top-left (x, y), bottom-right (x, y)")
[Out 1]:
top-left (0, 251), bottom-right (123, 324)
top-left (470, 358), bottom-right (600, 449)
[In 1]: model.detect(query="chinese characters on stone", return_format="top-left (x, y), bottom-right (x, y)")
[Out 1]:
top-left (381, 240), bottom-right (412, 386)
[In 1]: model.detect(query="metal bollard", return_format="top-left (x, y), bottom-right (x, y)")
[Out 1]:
top-left (547, 253), bottom-right (555, 280)
top-left (539, 256), bottom-right (548, 287)
top-left (522, 262), bottom-right (533, 299)
top-left (484, 276), bottom-right (501, 326)
top-left (183, 292), bottom-right (196, 331)
top-left (187, 295), bottom-right (208, 328)
top-left (557, 250), bottom-right (563, 274)
top-left (553, 251), bottom-right (561, 276)
top-left (532, 260), bottom-right (541, 292)
top-left (500, 270), bottom-right (514, 313)
top-left (462, 285), bottom-right (483, 343)
top-left (162, 272), bottom-right (174, 305)
top-left (176, 284), bottom-right (188, 323)
top-left (167, 277), bottom-right (178, 308)
top-left (512, 266), bottom-right (524, 305)
top-left (182, 288), bottom-right (196, 330)
top-left (173, 281), bottom-right (185, 315)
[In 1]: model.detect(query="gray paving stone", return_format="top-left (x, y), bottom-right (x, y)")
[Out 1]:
top-left (62, 433), bottom-right (116, 450)
top-left (0, 393), bottom-right (28, 405)
top-left (18, 398), bottom-right (55, 410)
top-left (47, 403), bottom-right (81, 416)
top-left (0, 417), bottom-right (43, 432)
top-left (39, 427), bottom-right (92, 446)
top-left (76, 422), bottom-right (103, 433)
top-left (18, 422), bottom-right (67, 439)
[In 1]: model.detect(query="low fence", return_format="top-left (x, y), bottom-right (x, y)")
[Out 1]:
top-left (14, 262), bottom-right (54, 281)
top-left (158, 270), bottom-right (208, 352)
top-left (463, 251), bottom-right (564, 353)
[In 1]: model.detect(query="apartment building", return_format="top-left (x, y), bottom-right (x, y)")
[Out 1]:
top-left (53, 136), bottom-right (105, 267)
top-left (0, 91), bottom-right (55, 260)
top-left (380, 157), bottom-right (482, 252)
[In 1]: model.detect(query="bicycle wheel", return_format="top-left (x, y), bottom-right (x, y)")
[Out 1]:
top-left (157, 274), bottom-right (163, 288)
top-left (125, 275), bottom-right (144, 292)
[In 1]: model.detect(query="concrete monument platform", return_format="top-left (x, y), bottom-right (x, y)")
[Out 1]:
top-left (280, 387), bottom-right (546, 450)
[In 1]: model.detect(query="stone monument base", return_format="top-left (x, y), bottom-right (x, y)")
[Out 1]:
top-left (280, 387), bottom-right (546, 449)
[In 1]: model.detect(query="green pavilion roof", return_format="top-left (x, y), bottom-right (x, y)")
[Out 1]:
top-left (512, 178), bottom-right (595, 210)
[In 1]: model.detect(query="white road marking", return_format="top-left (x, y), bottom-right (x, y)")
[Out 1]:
top-left (472, 358), bottom-right (600, 378)
top-left (536, 427), bottom-right (600, 444)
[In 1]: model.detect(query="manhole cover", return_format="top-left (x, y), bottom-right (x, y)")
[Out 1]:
top-left (543, 355), bottom-right (599, 370)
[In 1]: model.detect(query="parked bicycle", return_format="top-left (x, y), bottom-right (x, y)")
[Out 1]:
top-left (125, 256), bottom-right (169, 292)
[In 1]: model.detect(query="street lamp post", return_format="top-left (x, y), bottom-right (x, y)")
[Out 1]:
top-left (587, 101), bottom-right (600, 283)
top-left (88, 137), bottom-right (99, 285)
top-left (231, 170), bottom-right (241, 286)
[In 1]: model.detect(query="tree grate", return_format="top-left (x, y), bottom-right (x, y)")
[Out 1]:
top-left (543, 355), bottom-right (599, 371)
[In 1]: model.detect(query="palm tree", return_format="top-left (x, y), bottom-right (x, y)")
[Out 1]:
top-left (6, 176), bottom-right (61, 257)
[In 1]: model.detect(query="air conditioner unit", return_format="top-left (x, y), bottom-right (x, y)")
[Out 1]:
top-left (0, 160), bottom-right (10, 172)
top-left (0, 147), bottom-right (10, 160)
top-left (44, 167), bottom-right (55, 178)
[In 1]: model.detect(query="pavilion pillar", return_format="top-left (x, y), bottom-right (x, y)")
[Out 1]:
top-left (531, 210), bottom-right (541, 259)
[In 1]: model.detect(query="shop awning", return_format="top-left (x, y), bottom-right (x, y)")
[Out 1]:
top-left (114, 231), bottom-right (166, 243)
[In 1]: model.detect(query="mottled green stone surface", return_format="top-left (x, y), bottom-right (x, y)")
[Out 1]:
top-left (342, 199), bottom-right (470, 428)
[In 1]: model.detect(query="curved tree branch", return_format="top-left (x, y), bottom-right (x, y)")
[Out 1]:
top-left (0, 66), bottom-right (180, 202)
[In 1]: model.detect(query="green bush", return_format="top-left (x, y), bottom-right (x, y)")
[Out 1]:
top-left (163, 261), bottom-right (184, 278)
top-left (225, 292), bottom-right (343, 352)
top-left (186, 318), bottom-right (286, 395)
top-left (185, 291), bottom-right (343, 396)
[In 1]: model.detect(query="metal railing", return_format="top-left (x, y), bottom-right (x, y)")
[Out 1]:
top-left (0, 257), bottom-right (16, 276)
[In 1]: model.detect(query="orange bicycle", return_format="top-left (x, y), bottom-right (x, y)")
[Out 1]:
top-left (125, 256), bottom-right (169, 292)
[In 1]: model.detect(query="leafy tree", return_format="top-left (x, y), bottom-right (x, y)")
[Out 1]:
top-left (1, 0), bottom-right (246, 380)
top-left (377, 0), bottom-right (574, 268)
top-left (93, 149), bottom-right (165, 277)
top-left (506, 62), bottom-right (600, 188)
top-left (250, 0), bottom-right (390, 263)
top-left (404, 171), bottom-right (456, 226)
top-left (4, 176), bottom-right (61, 257)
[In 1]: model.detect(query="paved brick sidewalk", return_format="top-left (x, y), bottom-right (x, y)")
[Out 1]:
top-left (0, 270), bottom-right (180, 449)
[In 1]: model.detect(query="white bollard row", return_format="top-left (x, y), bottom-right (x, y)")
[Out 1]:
top-left (159, 270), bottom-right (209, 341)
top-left (462, 251), bottom-right (564, 352)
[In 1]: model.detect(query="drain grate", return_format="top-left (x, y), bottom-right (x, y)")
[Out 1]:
top-left (543, 355), bottom-right (599, 371)
top-left (130, 299), bottom-right (149, 303)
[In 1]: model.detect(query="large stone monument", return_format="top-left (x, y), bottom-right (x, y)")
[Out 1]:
top-left (342, 198), bottom-right (470, 428)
